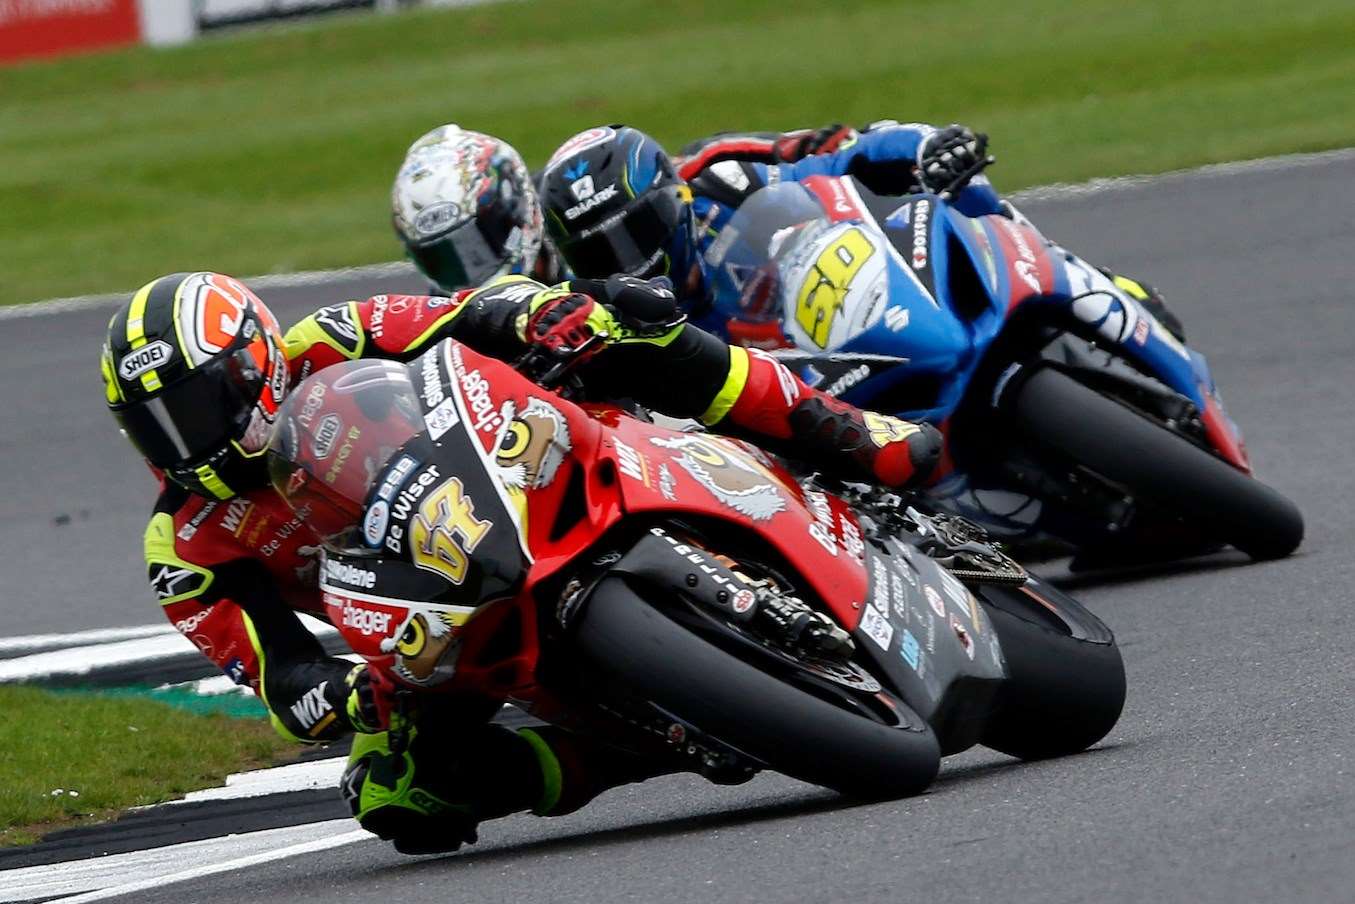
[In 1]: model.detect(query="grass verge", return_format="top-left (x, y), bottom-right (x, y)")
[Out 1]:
top-left (0, 685), bottom-right (293, 846)
top-left (2, 0), bottom-right (1353, 304)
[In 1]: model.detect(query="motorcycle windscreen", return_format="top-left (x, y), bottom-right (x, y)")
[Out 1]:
top-left (706, 182), bottom-right (829, 327)
top-left (269, 354), bottom-right (528, 605)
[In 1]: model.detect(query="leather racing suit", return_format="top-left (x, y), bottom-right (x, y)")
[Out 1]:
top-left (145, 274), bottom-right (941, 852)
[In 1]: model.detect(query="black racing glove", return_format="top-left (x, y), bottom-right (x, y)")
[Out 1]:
top-left (917, 125), bottom-right (988, 194)
top-left (566, 275), bottom-right (687, 341)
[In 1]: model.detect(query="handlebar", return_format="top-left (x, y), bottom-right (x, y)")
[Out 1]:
top-left (937, 133), bottom-right (996, 202)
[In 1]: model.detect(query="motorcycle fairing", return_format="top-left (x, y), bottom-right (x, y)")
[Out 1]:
top-left (593, 412), bottom-right (873, 632)
top-left (860, 541), bottom-right (1003, 716)
top-left (777, 180), bottom-right (1251, 470)
top-left (319, 553), bottom-right (478, 686)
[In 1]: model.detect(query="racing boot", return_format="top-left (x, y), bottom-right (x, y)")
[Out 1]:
top-left (720, 348), bottom-right (943, 490)
top-left (1098, 267), bottom-right (1186, 342)
top-left (342, 719), bottom-right (677, 855)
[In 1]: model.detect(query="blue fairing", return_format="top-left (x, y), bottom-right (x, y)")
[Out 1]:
top-left (829, 198), bottom-right (1014, 421)
top-left (710, 179), bottom-right (1235, 441)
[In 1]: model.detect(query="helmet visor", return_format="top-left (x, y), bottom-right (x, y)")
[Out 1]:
top-left (559, 185), bottom-right (686, 279)
top-left (111, 346), bottom-right (265, 469)
top-left (407, 218), bottom-right (507, 292)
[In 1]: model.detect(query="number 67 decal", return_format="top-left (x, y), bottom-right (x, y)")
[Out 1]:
top-left (411, 478), bottom-right (492, 584)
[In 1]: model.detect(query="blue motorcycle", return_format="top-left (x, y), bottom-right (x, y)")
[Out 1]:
top-left (706, 169), bottom-right (1303, 565)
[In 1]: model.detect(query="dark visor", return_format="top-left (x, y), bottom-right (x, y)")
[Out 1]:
top-left (111, 347), bottom-right (264, 469)
top-left (559, 185), bottom-right (685, 278)
top-left (407, 218), bottom-right (507, 291)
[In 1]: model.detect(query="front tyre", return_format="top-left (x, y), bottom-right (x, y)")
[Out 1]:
top-left (573, 577), bottom-right (940, 799)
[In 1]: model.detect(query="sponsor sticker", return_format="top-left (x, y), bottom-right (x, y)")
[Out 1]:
top-left (312, 413), bottom-right (342, 459)
top-left (564, 182), bottom-right (619, 220)
top-left (951, 614), bottom-right (976, 659)
top-left (323, 559), bottom-right (377, 590)
top-left (658, 463), bottom-right (678, 501)
top-left (340, 601), bottom-right (394, 637)
top-left (649, 434), bottom-right (786, 522)
top-left (413, 201), bottom-right (461, 237)
top-left (545, 126), bottom-right (617, 170)
top-left (910, 198), bottom-right (931, 270)
top-left (899, 628), bottom-right (921, 670)
top-left (118, 340), bottom-right (172, 381)
top-left (363, 500), bottom-right (390, 547)
top-left (377, 455), bottom-right (419, 503)
top-left (860, 605), bottom-right (894, 650)
top-left (731, 588), bottom-right (756, 614)
top-left (424, 397), bottom-right (460, 440)
top-left (924, 584), bottom-right (947, 619)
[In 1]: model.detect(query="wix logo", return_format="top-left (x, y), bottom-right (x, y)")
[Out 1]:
top-left (290, 682), bottom-right (333, 734)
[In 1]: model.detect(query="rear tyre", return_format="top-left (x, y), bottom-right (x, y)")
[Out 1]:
top-left (573, 576), bottom-right (940, 799)
top-left (1008, 365), bottom-right (1303, 560)
top-left (978, 583), bottom-right (1126, 760)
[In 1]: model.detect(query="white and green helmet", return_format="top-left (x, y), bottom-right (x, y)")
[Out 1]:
top-left (391, 125), bottom-right (544, 293)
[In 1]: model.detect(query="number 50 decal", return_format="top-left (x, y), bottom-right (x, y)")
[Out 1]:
top-left (411, 479), bottom-right (492, 584)
top-left (794, 227), bottom-right (876, 348)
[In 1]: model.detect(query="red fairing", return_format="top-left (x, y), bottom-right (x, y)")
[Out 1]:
top-left (1201, 395), bottom-right (1252, 473)
top-left (430, 341), bottom-right (869, 630)
top-left (988, 216), bottom-right (1057, 310)
top-left (327, 340), bottom-right (872, 699)
top-left (582, 410), bottom-right (870, 631)
top-left (443, 341), bottom-right (614, 577)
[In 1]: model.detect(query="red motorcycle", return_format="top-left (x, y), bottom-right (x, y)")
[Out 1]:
top-left (268, 340), bottom-right (1125, 798)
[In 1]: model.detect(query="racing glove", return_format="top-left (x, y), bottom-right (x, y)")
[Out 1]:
top-left (343, 663), bottom-right (399, 734)
top-left (917, 125), bottom-right (988, 194)
top-left (519, 289), bottom-right (614, 361)
top-left (518, 275), bottom-right (687, 363)
top-left (566, 274), bottom-right (687, 340)
top-left (772, 123), bottom-right (859, 162)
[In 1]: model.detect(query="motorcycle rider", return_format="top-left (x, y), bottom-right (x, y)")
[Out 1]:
top-left (101, 269), bottom-right (941, 854)
top-left (538, 122), bottom-right (1184, 343)
top-left (392, 124), bottom-right (566, 293)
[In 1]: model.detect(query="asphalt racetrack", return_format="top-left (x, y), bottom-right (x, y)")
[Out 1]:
top-left (3, 155), bottom-right (1353, 902)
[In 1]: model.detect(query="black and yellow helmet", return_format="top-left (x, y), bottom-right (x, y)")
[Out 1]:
top-left (101, 272), bottom-right (289, 500)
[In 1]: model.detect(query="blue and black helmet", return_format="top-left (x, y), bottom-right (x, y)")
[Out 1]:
top-left (540, 125), bottom-right (695, 283)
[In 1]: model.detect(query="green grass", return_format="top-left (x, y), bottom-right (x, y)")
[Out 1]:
top-left (0, 685), bottom-right (293, 846)
top-left (2, 0), bottom-right (1353, 304)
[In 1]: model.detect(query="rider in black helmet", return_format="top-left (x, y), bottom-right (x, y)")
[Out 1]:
top-left (541, 122), bottom-right (1184, 343)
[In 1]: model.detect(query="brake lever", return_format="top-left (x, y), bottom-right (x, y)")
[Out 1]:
top-left (938, 152), bottom-right (996, 202)
top-left (513, 332), bottom-right (609, 393)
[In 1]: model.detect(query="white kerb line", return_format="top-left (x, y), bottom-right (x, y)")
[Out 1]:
top-left (40, 825), bottom-right (372, 904)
